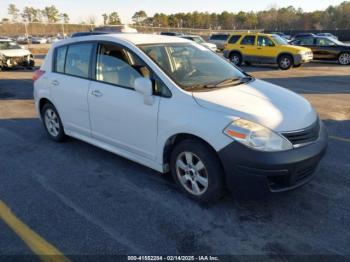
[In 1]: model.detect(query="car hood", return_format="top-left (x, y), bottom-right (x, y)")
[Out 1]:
top-left (192, 79), bottom-right (317, 132)
top-left (0, 48), bottom-right (31, 57)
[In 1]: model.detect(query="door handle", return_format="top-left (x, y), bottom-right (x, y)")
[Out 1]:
top-left (51, 80), bottom-right (60, 86)
top-left (257, 47), bottom-right (262, 50)
top-left (240, 46), bottom-right (245, 49)
top-left (91, 90), bottom-right (103, 97)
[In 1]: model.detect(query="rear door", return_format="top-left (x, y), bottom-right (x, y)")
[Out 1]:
top-left (253, 35), bottom-right (279, 63)
top-left (238, 35), bottom-right (257, 62)
top-left (49, 42), bottom-right (93, 137)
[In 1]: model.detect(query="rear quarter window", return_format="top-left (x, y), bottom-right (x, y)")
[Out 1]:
top-left (54, 46), bottom-right (67, 73)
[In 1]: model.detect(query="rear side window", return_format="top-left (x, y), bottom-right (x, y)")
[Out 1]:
top-left (210, 34), bottom-right (228, 41)
top-left (65, 43), bottom-right (93, 78)
top-left (240, 35), bottom-right (256, 45)
top-left (228, 35), bottom-right (241, 44)
top-left (54, 46), bottom-right (67, 73)
top-left (298, 38), bottom-right (314, 46)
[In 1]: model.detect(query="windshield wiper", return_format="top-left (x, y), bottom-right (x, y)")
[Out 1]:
top-left (210, 76), bottom-right (253, 88)
top-left (185, 76), bottom-right (253, 91)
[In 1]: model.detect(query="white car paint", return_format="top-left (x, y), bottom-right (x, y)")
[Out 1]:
top-left (34, 33), bottom-right (317, 173)
top-left (0, 48), bottom-right (31, 57)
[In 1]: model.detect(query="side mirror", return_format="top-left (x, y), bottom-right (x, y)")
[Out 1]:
top-left (134, 77), bottom-right (154, 105)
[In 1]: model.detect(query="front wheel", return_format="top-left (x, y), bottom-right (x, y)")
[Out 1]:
top-left (278, 55), bottom-right (293, 70)
top-left (41, 103), bottom-right (66, 142)
top-left (170, 139), bottom-right (224, 203)
top-left (338, 52), bottom-right (350, 65)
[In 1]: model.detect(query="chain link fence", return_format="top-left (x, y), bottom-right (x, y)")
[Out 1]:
top-left (0, 22), bottom-right (95, 37)
top-left (0, 22), bottom-right (263, 38)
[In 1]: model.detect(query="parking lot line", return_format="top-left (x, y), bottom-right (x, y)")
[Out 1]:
top-left (329, 136), bottom-right (350, 143)
top-left (0, 200), bottom-right (70, 262)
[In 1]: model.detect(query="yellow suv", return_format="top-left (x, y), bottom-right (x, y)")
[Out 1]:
top-left (223, 33), bottom-right (313, 70)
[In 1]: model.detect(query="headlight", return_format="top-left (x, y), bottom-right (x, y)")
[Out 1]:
top-left (223, 119), bottom-right (293, 152)
top-left (298, 51), bottom-right (306, 56)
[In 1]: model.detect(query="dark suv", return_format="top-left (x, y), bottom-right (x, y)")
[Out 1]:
top-left (291, 36), bottom-right (350, 65)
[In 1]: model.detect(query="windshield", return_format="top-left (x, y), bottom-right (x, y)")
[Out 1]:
top-left (271, 35), bottom-right (288, 45)
top-left (328, 37), bottom-right (344, 46)
top-left (0, 41), bottom-right (22, 50)
top-left (139, 43), bottom-right (247, 91)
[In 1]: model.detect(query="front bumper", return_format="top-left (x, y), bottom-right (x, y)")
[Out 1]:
top-left (218, 121), bottom-right (328, 198)
top-left (293, 53), bottom-right (313, 65)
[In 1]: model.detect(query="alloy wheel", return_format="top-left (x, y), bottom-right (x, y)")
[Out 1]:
top-left (44, 108), bottom-right (60, 137)
top-left (175, 151), bottom-right (209, 196)
top-left (339, 53), bottom-right (350, 65)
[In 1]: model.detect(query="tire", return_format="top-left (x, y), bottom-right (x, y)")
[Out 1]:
top-left (41, 103), bottom-right (66, 142)
top-left (170, 139), bottom-right (224, 203)
top-left (278, 54), bottom-right (293, 70)
top-left (338, 52), bottom-right (350, 65)
top-left (229, 52), bottom-right (242, 66)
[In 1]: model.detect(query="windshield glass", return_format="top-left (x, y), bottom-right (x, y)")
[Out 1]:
top-left (139, 43), bottom-right (247, 91)
top-left (271, 35), bottom-right (288, 45)
top-left (0, 41), bottom-right (22, 50)
top-left (328, 37), bottom-right (344, 45)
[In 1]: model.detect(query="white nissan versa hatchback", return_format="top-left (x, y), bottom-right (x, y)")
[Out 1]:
top-left (33, 34), bottom-right (327, 202)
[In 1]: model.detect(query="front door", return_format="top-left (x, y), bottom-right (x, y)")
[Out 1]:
top-left (238, 35), bottom-right (257, 62)
top-left (88, 42), bottom-right (160, 160)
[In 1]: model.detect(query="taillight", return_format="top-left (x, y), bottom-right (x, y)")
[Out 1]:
top-left (32, 69), bottom-right (45, 81)
top-left (224, 44), bottom-right (228, 49)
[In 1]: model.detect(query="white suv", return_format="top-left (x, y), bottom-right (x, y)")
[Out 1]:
top-left (33, 34), bottom-right (327, 202)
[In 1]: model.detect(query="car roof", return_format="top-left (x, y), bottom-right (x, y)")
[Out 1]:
top-left (182, 35), bottom-right (200, 37)
top-left (54, 33), bottom-right (189, 46)
top-left (229, 32), bottom-right (273, 37)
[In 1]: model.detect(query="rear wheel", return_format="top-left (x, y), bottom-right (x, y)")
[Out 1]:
top-left (338, 52), bottom-right (350, 65)
top-left (229, 52), bottom-right (242, 66)
top-left (278, 55), bottom-right (293, 70)
top-left (170, 139), bottom-right (224, 203)
top-left (41, 103), bottom-right (66, 142)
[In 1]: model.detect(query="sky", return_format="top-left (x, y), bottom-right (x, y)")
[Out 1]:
top-left (0, 0), bottom-right (346, 24)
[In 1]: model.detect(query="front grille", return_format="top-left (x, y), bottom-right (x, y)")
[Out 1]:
top-left (282, 120), bottom-right (320, 146)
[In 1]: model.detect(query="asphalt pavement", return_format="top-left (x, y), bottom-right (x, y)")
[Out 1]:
top-left (0, 60), bottom-right (349, 260)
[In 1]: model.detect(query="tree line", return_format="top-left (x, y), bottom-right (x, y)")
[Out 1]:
top-left (4, 4), bottom-right (69, 24)
top-left (131, 1), bottom-right (350, 30)
top-left (2, 1), bottom-right (350, 30)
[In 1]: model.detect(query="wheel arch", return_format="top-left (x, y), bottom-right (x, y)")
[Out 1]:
top-left (228, 50), bottom-right (243, 59)
top-left (162, 133), bottom-right (222, 171)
